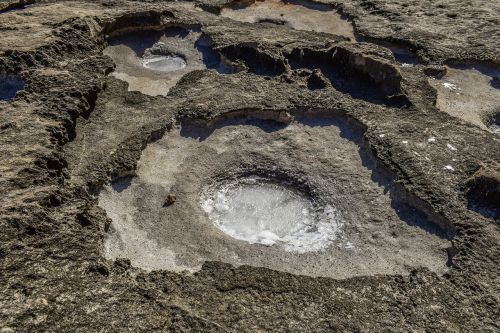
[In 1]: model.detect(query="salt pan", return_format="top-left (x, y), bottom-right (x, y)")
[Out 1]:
top-left (201, 178), bottom-right (341, 253)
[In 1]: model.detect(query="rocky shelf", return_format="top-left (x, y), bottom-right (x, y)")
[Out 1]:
top-left (0, 0), bottom-right (498, 332)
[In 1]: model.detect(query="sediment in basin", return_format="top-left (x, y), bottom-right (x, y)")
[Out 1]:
top-left (220, 0), bottom-right (355, 39)
top-left (104, 28), bottom-right (232, 96)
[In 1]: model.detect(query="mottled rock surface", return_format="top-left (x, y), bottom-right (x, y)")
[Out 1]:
top-left (0, 1), bottom-right (498, 332)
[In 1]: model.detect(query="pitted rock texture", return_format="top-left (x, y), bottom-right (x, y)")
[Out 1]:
top-left (0, 1), bottom-right (499, 332)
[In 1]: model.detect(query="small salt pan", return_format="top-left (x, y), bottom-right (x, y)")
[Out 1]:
top-left (142, 55), bottom-right (187, 72)
top-left (201, 178), bottom-right (342, 253)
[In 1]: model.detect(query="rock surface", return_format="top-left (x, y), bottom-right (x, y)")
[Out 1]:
top-left (0, 0), bottom-right (498, 332)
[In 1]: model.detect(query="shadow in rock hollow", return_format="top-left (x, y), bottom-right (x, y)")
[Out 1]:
top-left (180, 115), bottom-right (287, 141)
top-left (287, 49), bottom-right (407, 106)
top-left (0, 75), bottom-right (25, 100)
top-left (295, 112), bottom-right (454, 240)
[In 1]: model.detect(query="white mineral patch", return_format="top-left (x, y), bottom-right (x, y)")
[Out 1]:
top-left (491, 123), bottom-right (500, 134)
top-left (344, 241), bottom-right (354, 249)
top-left (446, 143), bottom-right (457, 151)
top-left (220, 0), bottom-right (355, 39)
top-left (429, 66), bottom-right (500, 132)
top-left (489, 117), bottom-right (500, 134)
top-left (442, 82), bottom-right (459, 90)
top-left (443, 165), bottom-right (455, 171)
top-left (201, 178), bottom-right (341, 253)
top-left (428, 137), bottom-right (436, 143)
top-left (142, 55), bottom-right (187, 72)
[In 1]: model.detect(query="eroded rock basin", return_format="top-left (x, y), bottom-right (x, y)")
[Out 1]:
top-left (220, 0), bottom-right (355, 40)
top-left (429, 64), bottom-right (500, 133)
top-left (104, 27), bottom-right (229, 96)
top-left (99, 113), bottom-right (452, 278)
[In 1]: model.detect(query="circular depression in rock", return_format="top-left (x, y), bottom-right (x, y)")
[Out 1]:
top-left (141, 54), bottom-right (187, 72)
top-left (98, 119), bottom-right (452, 278)
top-left (104, 28), bottom-right (232, 96)
top-left (201, 177), bottom-right (340, 252)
